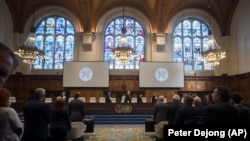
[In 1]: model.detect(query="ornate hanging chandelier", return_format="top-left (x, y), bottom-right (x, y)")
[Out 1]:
top-left (201, 0), bottom-right (226, 66)
top-left (14, 0), bottom-right (45, 64)
top-left (113, 0), bottom-right (133, 64)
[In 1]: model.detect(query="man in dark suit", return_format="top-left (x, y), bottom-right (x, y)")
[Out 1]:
top-left (166, 94), bottom-right (182, 124)
top-left (105, 91), bottom-right (112, 103)
top-left (173, 95), bottom-right (201, 124)
top-left (151, 92), bottom-right (157, 104)
top-left (22, 88), bottom-right (51, 141)
top-left (124, 90), bottom-right (132, 103)
top-left (137, 94), bottom-right (143, 103)
top-left (203, 86), bottom-right (240, 124)
top-left (153, 95), bottom-right (168, 124)
top-left (68, 92), bottom-right (85, 121)
top-left (230, 93), bottom-right (250, 124)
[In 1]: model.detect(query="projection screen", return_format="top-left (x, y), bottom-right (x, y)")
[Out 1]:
top-left (139, 62), bottom-right (184, 88)
top-left (63, 62), bottom-right (109, 87)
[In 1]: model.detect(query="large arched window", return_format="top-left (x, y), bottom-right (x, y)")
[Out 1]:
top-left (33, 16), bottom-right (75, 69)
top-left (173, 18), bottom-right (213, 70)
top-left (104, 16), bottom-right (145, 69)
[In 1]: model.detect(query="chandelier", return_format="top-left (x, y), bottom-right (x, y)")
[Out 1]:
top-left (14, 0), bottom-right (45, 64)
top-left (201, 0), bottom-right (226, 66)
top-left (113, 0), bottom-right (133, 64)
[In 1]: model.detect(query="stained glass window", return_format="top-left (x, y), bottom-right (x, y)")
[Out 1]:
top-left (104, 16), bottom-right (145, 69)
top-left (33, 16), bottom-right (75, 69)
top-left (173, 18), bottom-right (212, 70)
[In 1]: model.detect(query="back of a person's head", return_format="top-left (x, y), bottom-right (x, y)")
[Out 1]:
top-left (216, 86), bottom-right (231, 103)
top-left (159, 95), bottom-right (164, 102)
top-left (0, 88), bottom-right (10, 107)
top-left (193, 96), bottom-right (201, 105)
top-left (231, 94), bottom-right (243, 104)
top-left (74, 92), bottom-right (80, 99)
top-left (34, 88), bottom-right (45, 100)
top-left (184, 95), bottom-right (193, 105)
top-left (54, 96), bottom-right (65, 110)
top-left (172, 94), bottom-right (180, 102)
top-left (0, 42), bottom-right (18, 71)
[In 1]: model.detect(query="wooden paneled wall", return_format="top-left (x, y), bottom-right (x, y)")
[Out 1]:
top-left (3, 72), bottom-right (250, 103)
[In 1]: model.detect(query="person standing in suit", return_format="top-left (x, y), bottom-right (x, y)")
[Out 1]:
top-left (192, 96), bottom-right (206, 115)
top-left (230, 93), bottom-right (250, 124)
top-left (0, 88), bottom-right (23, 141)
top-left (49, 96), bottom-right (71, 141)
top-left (137, 94), bottom-right (143, 103)
top-left (202, 86), bottom-right (240, 124)
top-left (22, 88), bottom-right (51, 141)
top-left (124, 90), bottom-right (131, 103)
top-left (166, 94), bottom-right (183, 124)
top-left (0, 42), bottom-right (18, 88)
top-left (151, 92), bottom-right (157, 104)
top-left (173, 95), bottom-right (201, 124)
top-left (105, 91), bottom-right (112, 103)
top-left (153, 95), bottom-right (168, 124)
top-left (68, 92), bottom-right (85, 121)
top-left (61, 91), bottom-right (67, 102)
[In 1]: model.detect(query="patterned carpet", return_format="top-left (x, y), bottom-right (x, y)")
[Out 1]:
top-left (84, 124), bottom-right (156, 141)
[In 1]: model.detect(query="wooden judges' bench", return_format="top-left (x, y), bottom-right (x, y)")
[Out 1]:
top-left (12, 102), bottom-right (154, 115)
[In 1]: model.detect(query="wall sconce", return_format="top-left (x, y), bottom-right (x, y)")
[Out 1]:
top-left (153, 33), bottom-right (166, 48)
top-left (153, 33), bottom-right (157, 42)
top-left (82, 32), bottom-right (96, 44)
top-left (92, 32), bottom-right (96, 41)
top-left (82, 32), bottom-right (95, 51)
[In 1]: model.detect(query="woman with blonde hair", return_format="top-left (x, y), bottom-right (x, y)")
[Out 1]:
top-left (0, 88), bottom-right (23, 141)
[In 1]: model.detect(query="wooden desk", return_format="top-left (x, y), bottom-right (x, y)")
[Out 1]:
top-left (12, 103), bottom-right (155, 115)
top-left (84, 103), bottom-right (154, 115)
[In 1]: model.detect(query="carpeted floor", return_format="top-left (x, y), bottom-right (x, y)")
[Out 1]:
top-left (84, 124), bottom-right (156, 141)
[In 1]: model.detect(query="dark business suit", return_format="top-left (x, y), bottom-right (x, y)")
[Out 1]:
top-left (153, 101), bottom-right (168, 123)
top-left (152, 96), bottom-right (157, 103)
top-left (174, 105), bottom-right (201, 124)
top-left (166, 102), bottom-right (183, 124)
top-left (234, 104), bottom-right (250, 124)
top-left (124, 93), bottom-right (131, 103)
top-left (203, 103), bottom-right (240, 124)
top-left (22, 99), bottom-right (51, 141)
top-left (105, 94), bottom-right (112, 103)
top-left (68, 98), bottom-right (85, 121)
top-left (137, 95), bottom-right (143, 103)
top-left (50, 109), bottom-right (71, 141)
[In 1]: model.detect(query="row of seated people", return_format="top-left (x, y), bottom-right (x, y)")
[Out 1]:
top-left (45, 96), bottom-right (150, 103)
top-left (10, 96), bottom-right (168, 104)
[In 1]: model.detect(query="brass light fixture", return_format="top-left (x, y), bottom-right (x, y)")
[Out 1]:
top-left (201, 0), bottom-right (226, 66)
top-left (113, 0), bottom-right (133, 64)
top-left (15, 0), bottom-right (45, 64)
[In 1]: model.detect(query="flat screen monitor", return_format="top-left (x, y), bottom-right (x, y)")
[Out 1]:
top-left (63, 62), bottom-right (109, 87)
top-left (139, 62), bottom-right (184, 88)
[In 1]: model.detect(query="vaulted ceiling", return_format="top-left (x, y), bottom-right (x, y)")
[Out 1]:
top-left (5, 0), bottom-right (239, 36)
